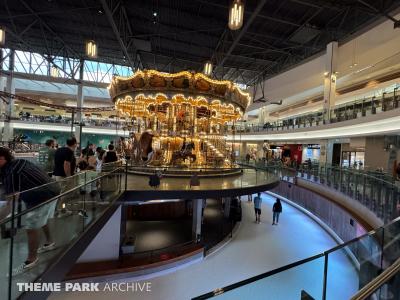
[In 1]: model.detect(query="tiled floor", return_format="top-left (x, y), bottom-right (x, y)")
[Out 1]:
top-left (50, 194), bottom-right (359, 300)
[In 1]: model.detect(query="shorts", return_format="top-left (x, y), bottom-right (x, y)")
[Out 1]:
top-left (255, 208), bottom-right (261, 215)
top-left (24, 201), bottom-right (57, 229)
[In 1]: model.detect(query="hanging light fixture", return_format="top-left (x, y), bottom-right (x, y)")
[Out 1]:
top-left (50, 65), bottom-right (59, 77)
top-left (228, 0), bottom-right (244, 31)
top-left (86, 40), bottom-right (97, 58)
top-left (0, 27), bottom-right (5, 46)
top-left (203, 61), bottom-right (213, 76)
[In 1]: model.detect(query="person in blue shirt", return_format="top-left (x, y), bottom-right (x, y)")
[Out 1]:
top-left (253, 192), bottom-right (262, 223)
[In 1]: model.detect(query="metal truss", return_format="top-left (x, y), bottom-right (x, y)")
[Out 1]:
top-left (100, 0), bottom-right (143, 71)
top-left (0, 91), bottom-right (114, 113)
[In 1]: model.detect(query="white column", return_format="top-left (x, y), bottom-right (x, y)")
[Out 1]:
top-left (75, 60), bottom-right (84, 146)
top-left (192, 199), bottom-right (203, 241)
top-left (77, 206), bottom-right (122, 262)
top-left (2, 50), bottom-right (15, 141)
top-left (323, 41), bottom-right (338, 122)
top-left (0, 49), bottom-right (6, 117)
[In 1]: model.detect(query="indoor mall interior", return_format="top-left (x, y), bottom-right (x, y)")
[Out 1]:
top-left (1, 1), bottom-right (400, 300)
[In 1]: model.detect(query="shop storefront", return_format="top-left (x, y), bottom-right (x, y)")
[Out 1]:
top-left (341, 151), bottom-right (365, 168)
top-left (302, 144), bottom-right (321, 163)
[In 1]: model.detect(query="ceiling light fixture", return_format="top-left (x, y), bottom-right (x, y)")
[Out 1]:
top-left (50, 66), bottom-right (59, 77)
top-left (0, 27), bottom-right (5, 46)
top-left (86, 40), bottom-right (97, 58)
top-left (228, 0), bottom-right (244, 31)
top-left (203, 61), bottom-right (213, 76)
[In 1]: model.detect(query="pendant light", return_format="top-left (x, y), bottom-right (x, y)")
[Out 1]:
top-left (203, 61), bottom-right (213, 76)
top-left (86, 40), bottom-right (97, 58)
top-left (0, 27), bottom-right (5, 46)
top-left (228, 0), bottom-right (244, 31)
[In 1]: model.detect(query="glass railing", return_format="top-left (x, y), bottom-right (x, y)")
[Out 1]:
top-left (226, 89), bottom-right (400, 134)
top-left (126, 164), bottom-right (279, 191)
top-left (351, 257), bottom-right (400, 300)
top-left (297, 164), bottom-right (400, 224)
top-left (241, 161), bottom-right (400, 224)
top-left (193, 216), bottom-right (400, 300)
top-left (0, 166), bottom-right (124, 300)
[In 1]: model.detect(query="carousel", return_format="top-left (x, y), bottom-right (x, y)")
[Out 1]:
top-left (108, 69), bottom-right (250, 176)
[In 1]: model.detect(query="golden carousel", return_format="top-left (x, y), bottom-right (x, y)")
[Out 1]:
top-left (108, 69), bottom-right (250, 177)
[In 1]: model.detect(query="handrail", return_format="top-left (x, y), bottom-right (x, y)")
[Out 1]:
top-left (0, 166), bottom-right (124, 225)
top-left (192, 252), bottom-right (325, 300)
top-left (350, 257), bottom-right (400, 300)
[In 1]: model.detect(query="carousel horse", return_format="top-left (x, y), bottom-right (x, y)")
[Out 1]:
top-left (171, 141), bottom-right (196, 165)
top-left (130, 132), bottom-right (154, 164)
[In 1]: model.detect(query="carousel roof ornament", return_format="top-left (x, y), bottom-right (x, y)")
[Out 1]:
top-left (108, 70), bottom-right (250, 123)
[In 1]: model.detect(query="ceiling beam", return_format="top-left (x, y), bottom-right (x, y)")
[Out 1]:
top-left (18, 0), bottom-right (82, 59)
top-left (100, 0), bottom-right (138, 71)
top-left (214, 0), bottom-right (268, 73)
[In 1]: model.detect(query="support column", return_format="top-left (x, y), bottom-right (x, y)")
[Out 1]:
top-left (258, 107), bottom-right (268, 126)
top-left (323, 41), bottom-right (338, 123)
top-left (223, 197), bottom-right (231, 218)
top-left (75, 59), bottom-right (84, 146)
top-left (2, 50), bottom-right (15, 142)
top-left (192, 199), bottom-right (203, 242)
top-left (0, 49), bottom-right (5, 117)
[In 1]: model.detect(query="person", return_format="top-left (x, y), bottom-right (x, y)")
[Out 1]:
top-left (53, 137), bottom-right (77, 179)
top-left (53, 137), bottom-right (78, 214)
top-left (272, 198), bottom-right (283, 225)
top-left (38, 139), bottom-right (56, 176)
top-left (245, 153), bottom-right (250, 163)
top-left (0, 147), bottom-right (60, 275)
top-left (81, 143), bottom-right (95, 158)
top-left (148, 171), bottom-right (160, 188)
top-left (103, 144), bottom-right (118, 164)
top-left (181, 138), bottom-right (187, 152)
top-left (189, 173), bottom-right (200, 188)
top-left (81, 143), bottom-right (96, 167)
top-left (247, 194), bottom-right (252, 202)
top-left (396, 162), bottom-right (400, 180)
top-left (77, 160), bottom-right (97, 198)
top-left (95, 147), bottom-right (105, 172)
top-left (253, 192), bottom-right (262, 223)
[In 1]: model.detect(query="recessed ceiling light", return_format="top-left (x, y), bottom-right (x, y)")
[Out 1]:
top-left (153, 12), bottom-right (158, 17)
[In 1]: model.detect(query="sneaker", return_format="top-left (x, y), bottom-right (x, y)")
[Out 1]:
top-left (12, 258), bottom-right (38, 276)
top-left (37, 242), bottom-right (56, 254)
top-left (78, 210), bottom-right (88, 218)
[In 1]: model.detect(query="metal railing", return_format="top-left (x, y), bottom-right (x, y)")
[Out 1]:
top-left (228, 88), bottom-right (400, 134)
top-left (193, 216), bottom-right (400, 300)
top-left (351, 257), bottom-right (400, 300)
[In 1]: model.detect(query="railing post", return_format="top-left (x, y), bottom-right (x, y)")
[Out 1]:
top-left (322, 253), bottom-right (329, 300)
top-left (125, 162), bottom-right (128, 191)
top-left (8, 194), bottom-right (17, 300)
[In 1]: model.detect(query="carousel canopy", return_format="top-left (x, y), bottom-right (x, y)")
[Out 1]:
top-left (108, 70), bottom-right (250, 123)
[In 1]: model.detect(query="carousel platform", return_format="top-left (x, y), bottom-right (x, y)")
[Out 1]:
top-left (123, 168), bottom-right (279, 201)
top-left (128, 165), bottom-right (242, 177)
